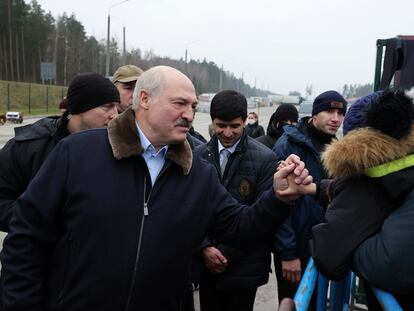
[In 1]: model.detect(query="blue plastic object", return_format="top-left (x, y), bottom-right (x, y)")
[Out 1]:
top-left (372, 287), bottom-right (403, 311)
top-left (293, 259), bottom-right (318, 311)
top-left (292, 258), bottom-right (403, 311)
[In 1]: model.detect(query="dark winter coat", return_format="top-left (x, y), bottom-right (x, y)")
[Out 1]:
top-left (195, 132), bottom-right (278, 289)
top-left (311, 126), bottom-right (414, 293)
top-left (271, 119), bottom-right (327, 262)
top-left (245, 122), bottom-right (265, 139)
top-left (0, 115), bottom-right (68, 232)
top-left (255, 116), bottom-right (286, 149)
top-left (1, 109), bottom-right (291, 311)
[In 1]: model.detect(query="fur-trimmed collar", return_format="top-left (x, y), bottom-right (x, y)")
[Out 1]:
top-left (322, 125), bottom-right (414, 178)
top-left (107, 108), bottom-right (193, 175)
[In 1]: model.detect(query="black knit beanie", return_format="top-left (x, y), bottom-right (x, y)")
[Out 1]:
top-left (67, 73), bottom-right (120, 114)
top-left (312, 90), bottom-right (347, 116)
top-left (274, 103), bottom-right (298, 123)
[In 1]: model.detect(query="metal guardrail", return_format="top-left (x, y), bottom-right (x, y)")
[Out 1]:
top-left (289, 258), bottom-right (402, 311)
top-left (372, 287), bottom-right (403, 311)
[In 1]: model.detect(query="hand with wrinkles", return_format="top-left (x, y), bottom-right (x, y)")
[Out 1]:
top-left (274, 154), bottom-right (314, 203)
top-left (202, 246), bottom-right (228, 274)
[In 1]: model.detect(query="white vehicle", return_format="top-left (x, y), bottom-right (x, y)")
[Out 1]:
top-left (197, 93), bottom-right (216, 113)
top-left (6, 111), bottom-right (23, 124)
top-left (298, 101), bottom-right (312, 120)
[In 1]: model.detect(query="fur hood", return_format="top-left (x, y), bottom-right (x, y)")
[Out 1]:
top-left (322, 125), bottom-right (414, 178)
top-left (107, 108), bottom-right (193, 175)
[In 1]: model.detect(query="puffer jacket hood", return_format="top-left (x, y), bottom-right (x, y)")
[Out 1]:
top-left (322, 125), bottom-right (414, 178)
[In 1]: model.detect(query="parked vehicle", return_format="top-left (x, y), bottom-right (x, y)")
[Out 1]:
top-left (6, 111), bottom-right (23, 124)
top-left (298, 101), bottom-right (312, 119)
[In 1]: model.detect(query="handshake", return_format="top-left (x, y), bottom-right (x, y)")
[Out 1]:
top-left (273, 154), bottom-right (316, 203)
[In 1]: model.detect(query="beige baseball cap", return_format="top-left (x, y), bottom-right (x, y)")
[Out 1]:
top-left (112, 65), bottom-right (144, 83)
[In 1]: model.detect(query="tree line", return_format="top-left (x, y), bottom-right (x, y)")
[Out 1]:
top-left (0, 0), bottom-right (270, 97)
top-left (0, 0), bottom-right (375, 98)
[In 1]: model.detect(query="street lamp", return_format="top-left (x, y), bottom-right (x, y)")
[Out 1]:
top-left (111, 14), bottom-right (127, 65)
top-left (218, 58), bottom-right (234, 91)
top-left (106, 0), bottom-right (130, 77)
top-left (184, 40), bottom-right (199, 64)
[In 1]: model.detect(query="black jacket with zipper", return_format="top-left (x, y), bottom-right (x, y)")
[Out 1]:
top-left (195, 132), bottom-right (278, 289)
top-left (1, 109), bottom-right (290, 311)
top-left (0, 114), bottom-right (68, 232)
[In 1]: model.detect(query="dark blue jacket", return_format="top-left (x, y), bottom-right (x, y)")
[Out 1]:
top-left (353, 188), bottom-right (414, 293)
top-left (272, 118), bottom-right (326, 262)
top-left (195, 132), bottom-right (278, 289)
top-left (1, 109), bottom-right (291, 311)
top-left (309, 126), bottom-right (414, 294)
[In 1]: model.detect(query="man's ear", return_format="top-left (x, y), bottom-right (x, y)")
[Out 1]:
top-left (139, 89), bottom-right (150, 110)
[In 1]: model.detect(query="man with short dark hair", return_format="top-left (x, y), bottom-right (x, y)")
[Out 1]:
top-left (1, 66), bottom-right (310, 310)
top-left (0, 72), bottom-right (119, 232)
top-left (195, 90), bottom-right (278, 311)
top-left (272, 90), bottom-right (347, 304)
top-left (112, 64), bottom-right (144, 113)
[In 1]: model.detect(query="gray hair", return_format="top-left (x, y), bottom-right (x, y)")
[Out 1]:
top-left (132, 66), bottom-right (166, 110)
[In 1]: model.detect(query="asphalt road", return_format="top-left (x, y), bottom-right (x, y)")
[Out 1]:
top-left (0, 106), bottom-right (283, 310)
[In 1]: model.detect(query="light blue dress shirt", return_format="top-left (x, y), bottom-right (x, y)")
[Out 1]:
top-left (136, 123), bottom-right (169, 186)
top-left (218, 139), bottom-right (240, 167)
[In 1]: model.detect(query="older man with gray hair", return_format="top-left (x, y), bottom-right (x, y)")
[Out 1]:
top-left (1, 66), bottom-right (310, 311)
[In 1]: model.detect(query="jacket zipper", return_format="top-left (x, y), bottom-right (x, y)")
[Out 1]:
top-left (124, 163), bottom-right (169, 311)
top-left (124, 176), bottom-right (151, 311)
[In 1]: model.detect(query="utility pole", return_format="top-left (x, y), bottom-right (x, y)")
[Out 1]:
top-left (219, 64), bottom-right (223, 91)
top-left (106, 0), bottom-right (130, 77)
top-left (105, 14), bottom-right (111, 77)
top-left (122, 24), bottom-right (126, 64)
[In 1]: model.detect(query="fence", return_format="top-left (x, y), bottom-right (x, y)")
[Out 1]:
top-left (0, 80), bottom-right (67, 115)
top-left (285, 258), bottom-right (403, 311)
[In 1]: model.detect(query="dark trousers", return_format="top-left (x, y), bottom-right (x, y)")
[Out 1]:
top-left (199, 270), bottom-right (257, 311)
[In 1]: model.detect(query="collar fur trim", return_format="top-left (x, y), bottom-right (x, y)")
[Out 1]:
top-left (322, 125), bottom-right (414, 178)
top-left (107, 108), bottom-right (193, 175)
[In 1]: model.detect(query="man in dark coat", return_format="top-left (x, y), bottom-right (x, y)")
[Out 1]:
top-left (195, 90), bottom-right (278, 311)
top-left (271, 90), bottom-right (346, 303)
top-left (0, 72), bottom-right (119, 232)
top-left (1, 66), bottom-right (310, 311)
top-left (256, 103), bottom-right (298, 149)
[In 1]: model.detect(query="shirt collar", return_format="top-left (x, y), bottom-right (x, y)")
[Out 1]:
top-left (136, 122), bottom-right (169, 156)
top-left (218, 138), bottom-right (240, 155)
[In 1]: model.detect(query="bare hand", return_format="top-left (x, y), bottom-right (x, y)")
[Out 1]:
top-left (202, 246), bottom-right (228, 274)
top-left (278, 173), bottom-right (316, 197)
top-left (278, 154), bottom-right (313, 185)
top-left (282, 258), bottom-right (302, 285)
top-left (274, 162), bottom-right (313, 202)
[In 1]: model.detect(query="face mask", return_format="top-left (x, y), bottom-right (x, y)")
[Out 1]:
top-left (247, 119), bottom-right (256, 125)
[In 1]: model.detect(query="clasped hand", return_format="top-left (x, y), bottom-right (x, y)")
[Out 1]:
top-left (273, 154), bottom-right (315, 203)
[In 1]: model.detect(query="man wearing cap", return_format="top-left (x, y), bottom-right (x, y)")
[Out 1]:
top-left (0, 72), bottom-right (119, 232)
top-left (256, 103), bottom-right (299, 149)
top-left (271, 90), bottom-right (346, 304)
top-left (112, 64), bottom-right (144, 113)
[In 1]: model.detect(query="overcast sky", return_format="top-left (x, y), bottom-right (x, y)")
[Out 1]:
top-left (36, 0), bottom-right (413, 96)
